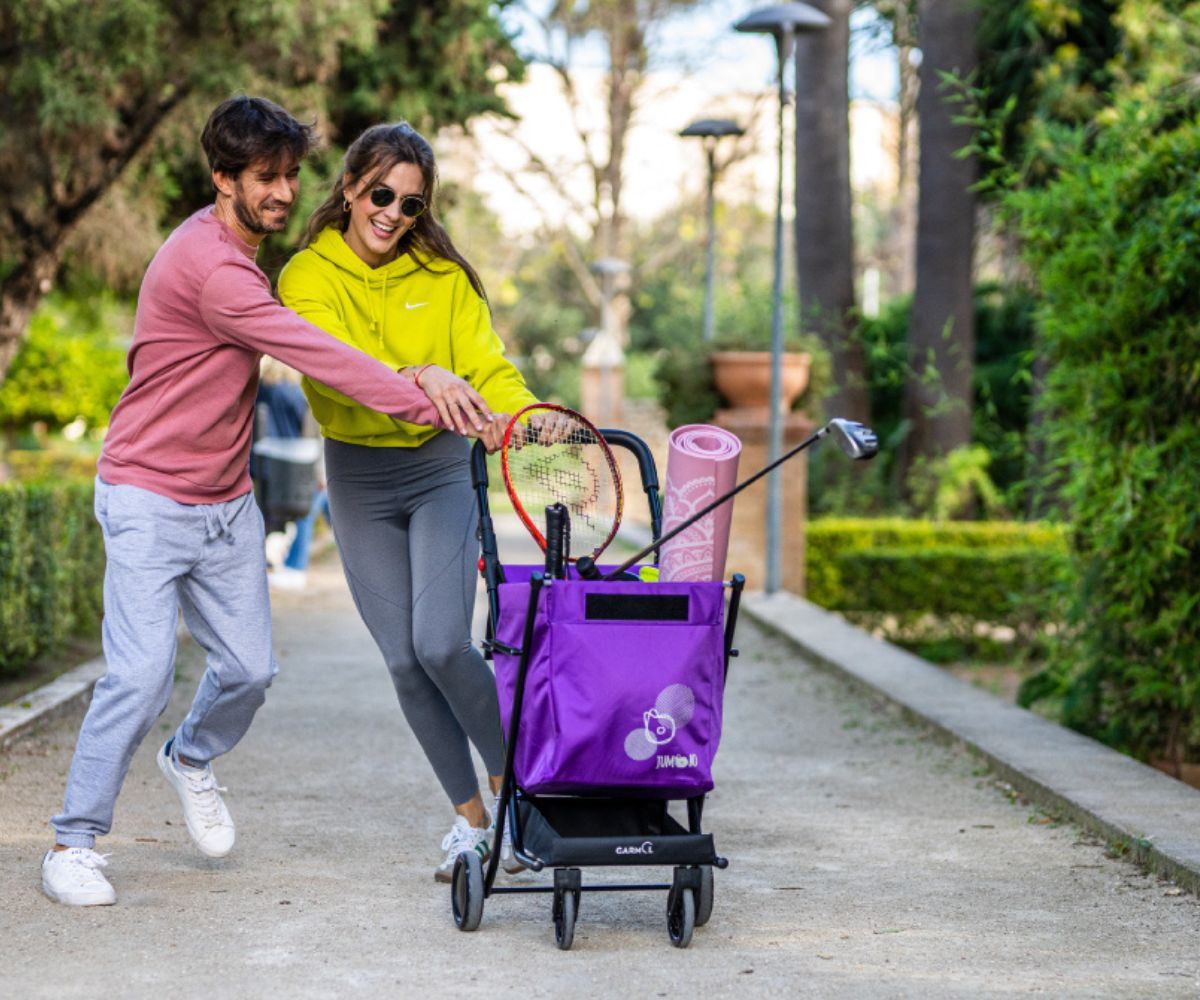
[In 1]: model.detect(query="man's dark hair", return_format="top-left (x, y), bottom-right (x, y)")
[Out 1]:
top-left (200, 96), bottom-right (316, 179)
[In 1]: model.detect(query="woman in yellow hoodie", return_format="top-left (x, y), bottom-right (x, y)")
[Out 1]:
top-left (279, 123), bottom-right (537, 882)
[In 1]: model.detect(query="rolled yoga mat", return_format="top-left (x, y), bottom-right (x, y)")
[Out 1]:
top-left (658, 424), bottom-right (743, 582)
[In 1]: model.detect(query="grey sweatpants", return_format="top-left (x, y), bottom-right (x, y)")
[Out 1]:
top-left (325, 433), bottom-right (504, 806)
top-left (52, 478), bottom-right (276, 848)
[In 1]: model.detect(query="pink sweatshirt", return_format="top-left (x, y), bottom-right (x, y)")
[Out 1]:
top-left (98, 207), bottom-right (444, 504)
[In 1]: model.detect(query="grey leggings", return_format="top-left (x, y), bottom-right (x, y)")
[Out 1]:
top-left (325, 433), bottom-right (503, 806)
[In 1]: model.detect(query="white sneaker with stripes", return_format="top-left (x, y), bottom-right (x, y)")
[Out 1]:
top-left (435, 815), bottom-right (490, 883)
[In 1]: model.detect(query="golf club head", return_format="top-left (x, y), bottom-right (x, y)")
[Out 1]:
top-left (827, 418), bottom-right (879, 460)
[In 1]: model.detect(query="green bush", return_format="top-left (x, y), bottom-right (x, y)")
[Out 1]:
top-left (806, 518), bottom-right (1067, 612)
top-left (1004, 81), bottom-right (1200, 764)
top-left (829, 545), bottom-right (1066, 620)
top-left (0, 292), bottom-right (129, 435)
top-left (0, 481), bottom-right (104, 676)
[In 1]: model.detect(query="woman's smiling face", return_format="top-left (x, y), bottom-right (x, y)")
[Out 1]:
top-left (342, 160), bottom-right (425, 268)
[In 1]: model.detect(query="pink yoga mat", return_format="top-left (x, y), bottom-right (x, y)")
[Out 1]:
top-left (659, 424), bottom-right (742, 582)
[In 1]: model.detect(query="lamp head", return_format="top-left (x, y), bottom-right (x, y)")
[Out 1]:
top-left (734, 3), bottom-right (832, 38)
top-left (679, 118), bottom-right (745, 140)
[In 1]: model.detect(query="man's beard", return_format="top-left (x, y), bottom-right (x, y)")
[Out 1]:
top-left (232, 193), bottom-right (290, 236)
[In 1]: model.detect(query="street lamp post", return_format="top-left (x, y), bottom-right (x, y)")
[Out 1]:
top-left (680, 118), bottom-right (745, 344)
top-left (734, 3), bottom-right (830, 595)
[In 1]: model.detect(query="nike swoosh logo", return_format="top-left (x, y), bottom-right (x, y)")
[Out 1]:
top-left (405, 302), bottom-right (429, 310)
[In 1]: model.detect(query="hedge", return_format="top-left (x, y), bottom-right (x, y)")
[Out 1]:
top-left (806, 518), bottom-right (1068, 624)
top-left (0, 480), bottom-right (104, 675)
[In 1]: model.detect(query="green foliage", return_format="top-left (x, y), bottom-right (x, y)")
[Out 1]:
top-left (829, 545), bottom-right (1065, 618)
top-left (0, 294), bottom-right (130, 433)
top-left (808, 284), bottom-right (1037, 517)
top-left (329, 0), bottom-right (525, 143)
top-left (0, 481), bottom-right (104, 675)
top-left (1, 0), bottom-right (523, 344)
top-left (970, 0), bottom-right (1122, 195)
top-left (906, 444), bottom-right (1007, 520)
top-left (1004, 12), bottom-right (1200, 763)
top-left (806, 517), bottom-right (1067, 611)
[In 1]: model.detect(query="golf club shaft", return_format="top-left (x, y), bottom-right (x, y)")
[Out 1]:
top-left (602, 424), bottom-right (830, 580)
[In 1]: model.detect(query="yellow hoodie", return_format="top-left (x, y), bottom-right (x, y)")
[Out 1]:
top-left (277, 226), bottom-right (537, 448)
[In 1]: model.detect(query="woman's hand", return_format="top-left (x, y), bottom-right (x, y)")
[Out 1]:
top-left (406, 365), bottom-right (492, 436)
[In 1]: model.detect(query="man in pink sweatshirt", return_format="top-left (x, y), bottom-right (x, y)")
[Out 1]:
top-left (41, 96), bottom-right (493, 907)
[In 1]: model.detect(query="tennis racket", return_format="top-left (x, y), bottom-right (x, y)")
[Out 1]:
top-left (501, 403), bottom-right (623, 570)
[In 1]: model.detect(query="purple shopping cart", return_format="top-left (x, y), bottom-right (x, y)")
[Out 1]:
top-left (450, 431), bottom-right (745, 949)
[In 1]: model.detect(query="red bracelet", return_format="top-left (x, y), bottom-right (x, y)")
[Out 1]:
top-left (413, 364), bottom-right (434, 389)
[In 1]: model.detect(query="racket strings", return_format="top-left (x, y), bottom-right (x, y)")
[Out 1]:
top-left (504, 410), bottom-right (622, 559)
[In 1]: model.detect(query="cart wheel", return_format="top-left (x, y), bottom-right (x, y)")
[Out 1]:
top-left (666, 885), bottom-right (695, 948)
top-left (451, 851), bottom-right (484, 932)
top-left (695, 865), bottom-right (715, 928)
top-left (553, 888), bottom-right (578, 950)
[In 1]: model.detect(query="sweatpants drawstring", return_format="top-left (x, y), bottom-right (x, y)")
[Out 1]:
top-left (203, 503), bottom-right (235, 543)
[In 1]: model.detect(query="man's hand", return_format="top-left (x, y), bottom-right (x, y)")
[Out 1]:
top-left (405, 365), bottom-right (492, 436)
top-left (478, 413), bottom-right (509, 453)
top-left (526, 408), bottom-right (576, 445)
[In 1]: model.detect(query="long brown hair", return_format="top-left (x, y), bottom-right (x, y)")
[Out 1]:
top-left (302, 122), bottom-right (486, 301)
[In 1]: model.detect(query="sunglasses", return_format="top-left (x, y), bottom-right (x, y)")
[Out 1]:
top-left (369, 187), bottom-right (426, 218)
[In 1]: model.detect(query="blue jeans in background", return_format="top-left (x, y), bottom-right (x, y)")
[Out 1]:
top-left (284, 489), bottom-right (331, 571)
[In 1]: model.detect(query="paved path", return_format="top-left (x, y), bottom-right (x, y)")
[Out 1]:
top-left (2, 525), bottom-right (1199, 997)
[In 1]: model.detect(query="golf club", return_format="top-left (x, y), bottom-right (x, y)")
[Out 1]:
top-left (600, 418), bottom-right (878, 581)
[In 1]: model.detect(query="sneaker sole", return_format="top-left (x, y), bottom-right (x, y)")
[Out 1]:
top-left (42, 880), bottom-right (116, 907)
top-left (156, 747), bottom-right (235, 859)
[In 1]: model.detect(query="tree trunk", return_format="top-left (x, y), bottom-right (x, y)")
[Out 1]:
top-left (793, 0), bottom-right (870, 424)
top-left (0, 251), bottom-right (63, 381)
top-left (901, 0), bottom-right (979, 482)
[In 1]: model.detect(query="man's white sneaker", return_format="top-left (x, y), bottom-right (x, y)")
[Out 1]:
top-left (492, 794), bottom-right (527, 874)
top-left (41, 848), bottom-right (116, 906)
top-left (269, 567), bottom-right (307, 591)
top-left (434, 815), bottom-right (490, 883)
top-left (157, 742), bottom-right (235, 858)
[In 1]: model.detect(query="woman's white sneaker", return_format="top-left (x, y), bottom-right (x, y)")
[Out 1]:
top-left (434, 815), bottom-right (490, 883)
top-left (41, 848), bottom-right (116, 906)
top-left (157, 741), bottom-right (235, 858)
top-left (492, 794), bottom-right (527, 874)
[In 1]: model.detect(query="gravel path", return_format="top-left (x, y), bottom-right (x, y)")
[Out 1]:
top-left (2, 530), bottom-right (1198, 998)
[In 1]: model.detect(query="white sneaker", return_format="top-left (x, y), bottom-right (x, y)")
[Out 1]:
top-left (492, 794), bottom-right (526, 874)
top-left (157, 742), bottom-right (235, 858)
top-left (41, 848), bottom-right (116, 906)
top-left (434, 815), bottom-right (490, 883)
top-left (269, 567), bottom-right (307, 591)
top-left (264, 531), bottom-right (290, 569)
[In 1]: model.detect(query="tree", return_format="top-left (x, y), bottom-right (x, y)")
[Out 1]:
top-left (898, 0), bottom-right (980, 487)
top-left (0, 0), bottom-right (523, 383)
top-left (329, 0), bottom-right (526, 144)
top-left (480, 0), bottom-right (703, 335)
top-left (793, 0), bottom-right (869, 424)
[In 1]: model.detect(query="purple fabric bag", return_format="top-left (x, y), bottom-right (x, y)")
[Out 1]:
top-left (493, 573), bottom-right (727, 797)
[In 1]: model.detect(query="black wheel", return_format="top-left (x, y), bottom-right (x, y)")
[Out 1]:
top-left (451, 850), bottom-right (484, 931)
top-left (695, 865), bottom-right (714, 927)
top-left (666, 886), bottom-right (695, 948)
top-left (553, 888), bottom-right (578, 950)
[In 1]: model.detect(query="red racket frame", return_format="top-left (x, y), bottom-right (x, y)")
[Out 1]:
top-left (500, 402), bottom-right (624, 562)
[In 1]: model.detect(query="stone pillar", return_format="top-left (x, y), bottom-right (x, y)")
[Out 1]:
top-left (580, 327), bottom-right (625, 428)
top-left (712, 408), bottom-right (814, 594)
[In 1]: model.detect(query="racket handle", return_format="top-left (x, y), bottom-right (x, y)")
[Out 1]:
top-left (544, 503), bottom-right (567, 579)
top-left (576, 556), bottom-right (602, 580)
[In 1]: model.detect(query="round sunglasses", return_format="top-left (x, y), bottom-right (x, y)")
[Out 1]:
top-left (369, 187), bottom-right (426, 218)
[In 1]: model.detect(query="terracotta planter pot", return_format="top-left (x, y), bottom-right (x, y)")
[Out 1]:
top-left (710, 350), bottom-right (811, 414)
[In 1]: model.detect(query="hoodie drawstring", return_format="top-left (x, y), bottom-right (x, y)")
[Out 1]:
top-left (361, 271), bottom-right (387, 347)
